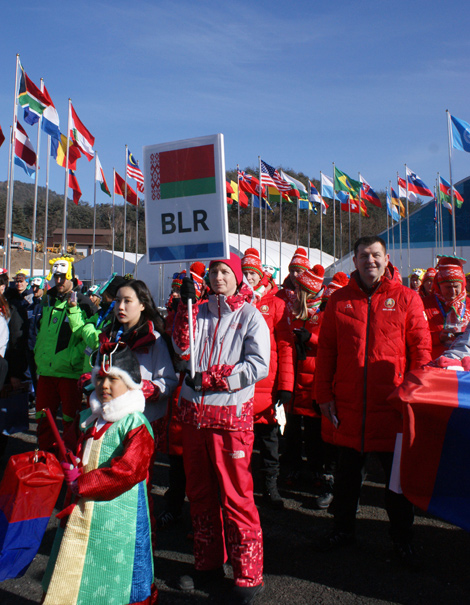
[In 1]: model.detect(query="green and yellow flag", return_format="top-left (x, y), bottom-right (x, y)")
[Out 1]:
top-left (334, 167), bottom-right (361, 199)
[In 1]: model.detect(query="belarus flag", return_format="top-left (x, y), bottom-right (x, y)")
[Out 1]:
top-left (152, 144), bottom-right (216, 200)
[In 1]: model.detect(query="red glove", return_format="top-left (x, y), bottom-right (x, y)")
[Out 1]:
top-left (142, 380), bottom-right (160, 401)
top-left (61, 461), bottom-right (82, 494)
top-left (435, 356), bottom-right (463, 370)
top-left (462, 357), bottom-right (470, 371)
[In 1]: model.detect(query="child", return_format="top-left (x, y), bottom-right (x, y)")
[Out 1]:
top-left (42, 342), bottom-right (157, 605)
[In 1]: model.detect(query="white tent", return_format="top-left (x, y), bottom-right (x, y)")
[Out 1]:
top-left (75, 235), bottom-right (334, 307)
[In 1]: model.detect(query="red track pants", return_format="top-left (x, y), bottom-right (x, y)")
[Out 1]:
top-left (182, 423), bottom-right (263, 587)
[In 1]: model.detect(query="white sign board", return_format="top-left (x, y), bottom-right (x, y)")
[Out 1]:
top-left (143, 134), bottom-right (229, 264)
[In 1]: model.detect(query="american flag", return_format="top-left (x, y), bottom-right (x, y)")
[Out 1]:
top-left (260, 159), bottom-right (291, 192)
top-left (127, 149), bottom-right (144, 192)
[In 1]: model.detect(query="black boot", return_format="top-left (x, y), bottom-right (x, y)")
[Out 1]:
top-left (315, 473), bottom-right (334, 510)
top-left (263, 474), bottom-right (284, 509)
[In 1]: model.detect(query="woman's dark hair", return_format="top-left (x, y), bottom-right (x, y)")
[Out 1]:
top-left (0, 273), bottom-right (9, 289)
top-left (0, 293), bottom-right (10, 320)
top-left (116, 279), bottom-right (165, 334)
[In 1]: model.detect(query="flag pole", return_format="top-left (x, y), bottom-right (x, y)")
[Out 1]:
top-left (43, 133), bottom-right (51, 274)
top-left (279, 188), bottom-right (283, 285)
top-left (348, 193), bottom-right (352, 272)
top-left (264, 186), bottom-right (268, 263)
top-left (92, 154), bottom-right (98, 285)
top-left (4, 126), bottom-right (13, 271)
top-left (307, 198), bottom-right (311, 260)
top-left (434, 179), bottom-right (438, 261)
top-left (112, 169), bottom-right (116, 273)
top-left (332, 163), bottom-right (337, 271)
top-left (296, 194), bottom-right (300, 247)
top-left (250, 193), bottom-right (254, 247)
top-left (258, 157), bottom-right (262, 263)
top-left (319, 173), bottom-right (324, 266)
top-left (237, 165), bottom-right (241, 252)
top-left (135, 200), bottom-right (139, 277)
top-left (62, 99), bottom-right (71, 254)
top-left (358, 172), bottom-right (362, 238)
top-left (404, 165), bottom-right (411, 273)
top-left (446, 110), bottom-right (457, 255)
top-left (123, 145), bottom-right (128, 274)
top-left (7, 55), bottom-right (21, 276)
top-left (396, 174), bottom-right (403, 273)
top-left (30, 81), bottom-right (43, 278)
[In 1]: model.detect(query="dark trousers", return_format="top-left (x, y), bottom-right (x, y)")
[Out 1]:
top-left (334, 446), bottom-right (414, 543)
top-left (254, 423), bottom-right (280, 478)
top-left (164, 454), bottom-right (186, 514)
top-left (282, 414), bottom-right (324, 474)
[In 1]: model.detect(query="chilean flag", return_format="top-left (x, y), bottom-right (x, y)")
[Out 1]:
top-left (390, 367), bottom-right (470, 531)
top-left (406, 167), bottom-right (433, 198)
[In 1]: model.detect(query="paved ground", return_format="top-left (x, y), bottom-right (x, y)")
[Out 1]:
top-left (1, 419), bottom-right (469, 604)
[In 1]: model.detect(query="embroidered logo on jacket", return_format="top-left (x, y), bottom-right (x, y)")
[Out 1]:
top-left (260, 305), bottom-right (269, 313)
top-left (230, 323), bottom-right (242, 330)
top-left (383, 298), bottom-right (396, 310)
top-left (230, 450), bottom-right (245, 459)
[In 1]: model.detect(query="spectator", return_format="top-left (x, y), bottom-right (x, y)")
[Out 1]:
top-left (419, 267), bottom-right (437, 298)
top-left (408, 268), bottom-right (425, 292)
top-left (34, 256), bottom-right (97, 451)
top-left (314, 236), bottom-right (431, 569)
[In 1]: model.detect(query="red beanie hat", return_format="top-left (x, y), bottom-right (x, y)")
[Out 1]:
top-left (423, 267), bottom-right (437, 282)
top-left (295, 264), bottom-right (325, 294)
top-left (289, 247), bottom-right (311, 271)
top-left (241, 248), bottom-right (263, 277)
top-left (190, 262), bottom-right (206, 299)
top-left (324, 272), bottom-right (349, 297)
top-left (209, 252), bottom-right (243, 286)
top-left (436, 256), bottom-right (466, 284)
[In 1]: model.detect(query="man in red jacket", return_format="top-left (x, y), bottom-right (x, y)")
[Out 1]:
top-left (314, 236), bottom-right (432, 568)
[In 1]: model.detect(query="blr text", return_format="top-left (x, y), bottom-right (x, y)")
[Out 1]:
top-left (161, 210), bottom-right (209, 234)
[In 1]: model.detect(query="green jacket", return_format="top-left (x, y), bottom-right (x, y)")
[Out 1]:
top-left (34, 290), bottom-right (93, 380)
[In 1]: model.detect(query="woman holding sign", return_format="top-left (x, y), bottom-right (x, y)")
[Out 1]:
top-left (173, 253), bottom-right (270, 604)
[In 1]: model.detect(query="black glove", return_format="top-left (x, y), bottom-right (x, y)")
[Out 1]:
top-left (294, 327), bottom-right (310, 344)
top-left (180, 277), bottom-right (197, 305)
top-left (276, 390), bottom-right (292, 405)
top-left (185, 372), bottom-right (203, 391)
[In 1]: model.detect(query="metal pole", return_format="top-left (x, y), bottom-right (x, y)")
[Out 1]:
top-left (112, 169), bottom-right (115, 273)
top-left (446, 110), bottom-right (457, 255)
top-left (43, 135), bottom-right (51, 274)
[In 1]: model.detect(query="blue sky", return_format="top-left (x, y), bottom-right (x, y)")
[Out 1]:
top-left (1, 0), bottom-right (470, 208)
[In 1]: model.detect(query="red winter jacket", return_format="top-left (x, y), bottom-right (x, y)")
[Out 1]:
top-left (422, 293), bottom-right (470, 359)
top-left (315, 265), bottom-right (432, 453)
top-left (253, 283), bottom-right (294, 423)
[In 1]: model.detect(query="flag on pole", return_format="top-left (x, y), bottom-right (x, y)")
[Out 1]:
top-left (96, 155), bottom-right (111, 197)
top-left (238, 169), bottom-right (258, 196)
top-left (299, 199), bottom-right (315, 211)
top-left (359, 175), bottom-right (381, 207)
top-left (18, 68), bottom-right (49, 125)
top-left (439, 176), bottom-right (463, 209)
top-left (41, 85), bottom-right (60, 140)
top-left (127, 149), bottom-right (144, 193)
top-left (14, 121), bottom-right (36, 177)
top-left (69, 104), bottom-right (95, 161)
top-left (321, 173), bottom-right (335, 199)
top-left (338, 191), bottom-right (360, 214)
top-left (309, 181), bottom-right (328, 214)
top-left (253, 196), bottom-right (273, 212)
top-left (115, 170), bottom-right (138, 206)
top-left (391, 188), bottom-right (405, 217)
top-left (450, 114), bottom-right (470, 153)
top-left (68, 170), bottom-right (82, 205)
top-left (260, 160), bottom-right (291, 192)
top-left (280, 170), bottom-right (308, 195)
top-left (406, 167), bottom-right (433, 198)
top-left (0, 125), bottom-right (5, 149)
top-left (387, 190), bottom-right (400, 222)
top-left (228, 180), bottom-right (248, 207)
top-left (334, 167), bottom-right (361, 198)
top-left (398, 176), bottom-right (417, 202)
top-left (51, 133), bottom-right (82, 171)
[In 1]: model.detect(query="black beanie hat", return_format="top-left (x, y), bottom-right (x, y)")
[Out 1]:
top-left (91, 342), bottom-right (142, 390)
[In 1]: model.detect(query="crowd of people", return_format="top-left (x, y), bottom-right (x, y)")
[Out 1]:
top-left (0, 236), bottom-right (468, 605)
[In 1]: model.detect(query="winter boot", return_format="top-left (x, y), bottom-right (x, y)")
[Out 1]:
top-left (263, 474), bottom-right (284, 509)
top-left (315, 473), bottom-right (334, 510)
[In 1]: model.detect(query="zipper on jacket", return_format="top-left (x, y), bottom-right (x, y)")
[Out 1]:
top-left (361, 295), bottom-right (372, 454)
top-left (196, 294), bottom-right (221, 428)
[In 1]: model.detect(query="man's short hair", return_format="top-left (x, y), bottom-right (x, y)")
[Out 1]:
top-left (353, 236), bottom-right (387, 257)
